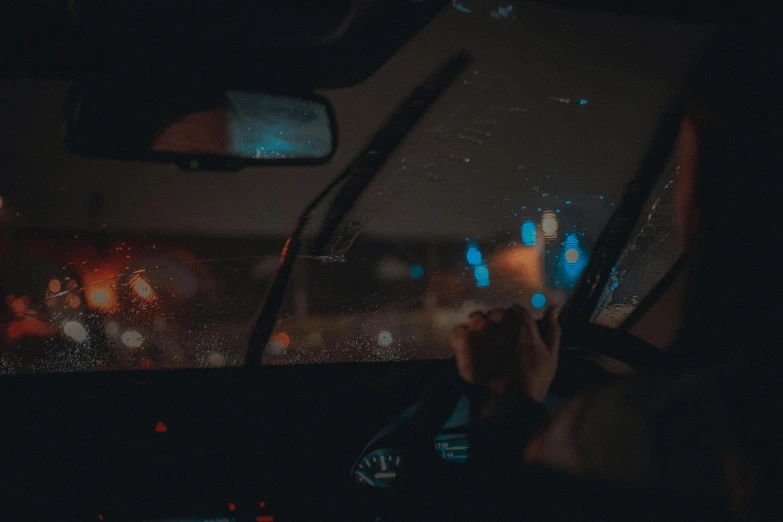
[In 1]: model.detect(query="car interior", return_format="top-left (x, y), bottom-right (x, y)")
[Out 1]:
top-left (0, 1), bottom-right (737, 520)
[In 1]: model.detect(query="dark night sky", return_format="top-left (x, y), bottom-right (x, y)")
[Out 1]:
top-left (1, 3), bottom-right (711, 241)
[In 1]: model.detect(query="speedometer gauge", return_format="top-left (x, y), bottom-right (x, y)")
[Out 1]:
top-left (354, 448), bottom-right (402, 488)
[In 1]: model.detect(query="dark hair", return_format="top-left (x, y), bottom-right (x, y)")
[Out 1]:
top-left (676, 18), bottom-right (783, 369)
top-left (675, 17), bottom-right (783, 516)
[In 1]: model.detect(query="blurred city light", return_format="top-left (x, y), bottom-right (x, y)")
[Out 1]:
top-left (63, 321), bottom-right (88, 343)
top-left (563, 233), bottom-right (587, 279)
top-left (7, 316), bottom-right (55, 339)
top-left (474, 265), bottom-right (490, 287)
top-left (10, 296), bottom-right (27, 315)
top-left (268, 331), bottom-right (291, 353)
top-left (132, 277), bottom-right (154, 299)
top-left (466, 243), bottom-right (483, 265)
top-left (93, 290), bottom-right (108, 304)
top-left (541, 210), bottom-right (558, 239)
top-left (121, 330), bottom-right (144, 348)
top-left (90, 289), bottom-right (109, 306)
top-left (273, 331), bottom-right (291, 348)
top-left (48, 279), bottom-right (62, 293)
top-left (521, 220), bottom-right (537, 246)
top-left (491, 247), bottom-right (542, 287)
top-left (84, 284), bottom-right (116, 310)
top-left (409, 264), bottom-right (425, 279)
top-left (531, 293), bottom-right (547, 309)
top-left (81, 268), bottom-right (119, 311)
top-left (378, 330), bottom-right (394, 347)
top-left (206, 352), bottom-right (226, 367)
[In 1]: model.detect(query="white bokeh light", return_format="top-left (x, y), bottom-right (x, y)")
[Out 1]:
top-left (541, 210), bottom-right (558, 239)
top-left (206, 352), bottom-right (226, 367)
top-left (121, 330), bottom-right (144, 348)
top-left (378, 330), bottom-right (393, 347)
top-left (63, 321), bottom-right (87, 343)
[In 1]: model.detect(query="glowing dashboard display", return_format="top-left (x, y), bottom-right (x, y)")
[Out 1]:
top-left (354, 434), bottom-right (469, 489)
top-left (354, 448), bottom-right (402, 488)
top-left (434, 433), bottom-right (468, 462)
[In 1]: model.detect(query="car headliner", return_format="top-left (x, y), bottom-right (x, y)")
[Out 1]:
top-left (1, 4), bottom-right (711, 240)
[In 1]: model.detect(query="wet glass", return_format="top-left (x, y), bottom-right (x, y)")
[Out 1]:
top-left (0, 4), bottom-right (711, 373)
top-left (592, 162), bottom-right (682, 328)
top-left (259, 5), bottom-right (709, 365)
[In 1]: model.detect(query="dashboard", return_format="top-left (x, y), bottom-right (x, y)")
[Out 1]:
top-left (0, 334), bottom-right (650, 521)
top-left (0, 331), bottom-right (636, 522)
top-left (352, 393), bottom-right (472, 489)
top-left (343, 365), bottom-right (485, 521)
top-left (0, 360), bottom-right (445, 521)
top-left (353, 431), bottom-right (470, 487)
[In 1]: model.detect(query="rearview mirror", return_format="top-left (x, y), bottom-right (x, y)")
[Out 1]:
top-left (65, 85), bottom-right (337, 170)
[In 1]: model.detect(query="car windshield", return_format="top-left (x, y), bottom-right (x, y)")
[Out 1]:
top-left (0, 4), bottom-right (711, 374)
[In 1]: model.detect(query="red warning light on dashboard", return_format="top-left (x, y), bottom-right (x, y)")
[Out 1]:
top-left (154, 421), bottom-right (168, 433)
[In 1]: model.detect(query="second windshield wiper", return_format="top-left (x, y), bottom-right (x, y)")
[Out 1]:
top-left (244, 52), bottom-right (472, 368)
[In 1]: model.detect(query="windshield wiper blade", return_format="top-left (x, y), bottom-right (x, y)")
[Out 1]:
top-left (244, 52), bottom-right (472, 368)
top-left (561, 96), bottom-right (685, 327)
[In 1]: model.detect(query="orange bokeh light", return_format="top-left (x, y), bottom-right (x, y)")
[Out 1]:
top-left (80, 268), bottom-right (118, 311)
top-left (270, 332), bottom-right (291, 350)
top-left (84, 284), bottom-right (116, 310)
top-left (48, 279), bottom-right (62, 293)
top-left (91, 289), bottom-right (109, 305)
top-left (11, 297), bottom-right (27, 315)
top-left (489, 246), bottom-right (543, 288)
top-left (7, 316), bottom-right (56, 339)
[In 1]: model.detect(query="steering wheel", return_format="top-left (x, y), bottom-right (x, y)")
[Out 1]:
top-left (552, 321), bottom-right (662, 397)
top-left (561, 322), bottom-right (662, 370)
top-left (349, 323), bottom-right (662, 521)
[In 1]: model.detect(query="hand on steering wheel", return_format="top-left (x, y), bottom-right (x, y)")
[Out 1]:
top-left (450, 305), bottom-right (561, 402)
